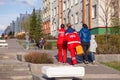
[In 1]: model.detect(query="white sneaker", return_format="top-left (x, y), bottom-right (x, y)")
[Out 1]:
top-left (92, 61), bottom-right (95, 64)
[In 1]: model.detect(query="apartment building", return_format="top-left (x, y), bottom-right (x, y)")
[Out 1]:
top-left (50, 0), bottom-right (93, 37)
top-left (14, 13), bottom-right (30, 36)
top-left (91, 0), bottom-right (120, 34)
top-left (43, 0), bottom-right (120, 37)
top-left (4, 21), bottom-right (15, 35)
top-left (42, 0), bottom-right (50, 35)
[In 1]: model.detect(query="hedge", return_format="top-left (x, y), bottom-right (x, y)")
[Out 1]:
top-left (96, 34), bottom-right (120, 54)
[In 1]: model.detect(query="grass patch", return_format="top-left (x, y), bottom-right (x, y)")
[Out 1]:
top-left (17, 39), bottom-right (57, 50)
top-left (51, 41), bottom-right (57, 46)
top-left (50, 41), bottom-right (57, 50)
top-left (101, 62), bottom-right (120, 71)
top-left (17, 40), bottom-right (26, 48)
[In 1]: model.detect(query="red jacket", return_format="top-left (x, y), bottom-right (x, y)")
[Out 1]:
top-left (65, 31), bottom-right (81, 50)
top-left (57, 28), bottom-right (66, 44)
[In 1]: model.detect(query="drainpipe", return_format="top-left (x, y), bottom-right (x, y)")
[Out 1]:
top-left (83, 0), bottom-right (86, 24)
top-left (89, 0), bottom-right (92, 29)
top-left (58, 0), bottom-right (60, 30)
top-left (61, 0), bottom-right (64, 24)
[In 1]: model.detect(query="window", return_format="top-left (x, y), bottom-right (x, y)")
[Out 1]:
top-left (53, 23), bottom-right (55, 30)
top-left (71, 15), bottom-right (74, 25)
top-left (63, 1), bottom-right (66, 11)
top-left (52, 9), bottom-right (54, 16)
top-left (92, 5), bottom-right (96, 19)
top-left (44, 13), bottom-right (46, 18)
top-left (70, 0), bottom-right (74, 7)
top-left (53, 7), bottom-right (56, 16)
top-left (47, 11), bottom-right (48, 17)
top-left (75, 12), bottom-right (79, 24)
top-left (43, 13), bottom-right (45, 19)
top-left (55, 7), bottom-right (57, 15)
top-left (66, 0), bottom-right (68, 9)
top-left (57, 6), bottom-right (58, 14)
top-left (45, 24), bottom-right (47, 29)
top-left (75, 0), bottom-right (78, 4)
top-left (67, 0), bottom-right (70, 8)
top-left (64, 18), bottom-right (66, 24)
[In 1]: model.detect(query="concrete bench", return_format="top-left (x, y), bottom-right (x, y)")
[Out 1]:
top-left (41, 66), bottom-right (85, 80)
top-left (0, 40), bottom-right (6, 43)
top-left (0, 43), bottom-right (8, 47)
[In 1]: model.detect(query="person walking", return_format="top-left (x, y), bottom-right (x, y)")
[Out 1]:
top-left (57, 24), bottom-right (67, 64)
top-left (89, 35), bottom-right (97, 64)
top-left (78, 24), bottom-right (91, 64)
top-left (65, 23), bottom-right (81, 65)
top-left (39, 38), bottom-right (46, 49)
top-left (4, 33), bottom-right (8, 39)
top-left (25, 32), bottom-right (29, 50)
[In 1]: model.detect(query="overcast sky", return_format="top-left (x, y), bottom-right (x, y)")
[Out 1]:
top-left (0, 0), bottom-right (42, 34)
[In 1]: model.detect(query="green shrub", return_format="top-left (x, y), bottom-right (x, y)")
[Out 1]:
top-left (45, 35), bottom-right (57, 40)
top-left (96, 34), bottom-right (120, 54)
top-left (44, 42), bottom-right (53, 49)
top-left (24, 52), bottom-right (54, 64)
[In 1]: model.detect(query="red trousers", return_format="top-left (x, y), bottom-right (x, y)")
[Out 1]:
top-left (69, 48), bottom-right (77, 65)
top-left (57, 44), bottom-right (67, 63)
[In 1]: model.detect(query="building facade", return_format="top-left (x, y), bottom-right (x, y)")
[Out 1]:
top-left (4, 21), bottom-right (15, 36)
top-left (42, 0), bottom-right (50, 35)
top-left (43, 0), bottom-right (120, 37)
top-left (4, 26), bottom-right (10, 35)
top-left (91, 0), bottom-right (120, 34)
top-left (50, 0), bottom-right (94, 37)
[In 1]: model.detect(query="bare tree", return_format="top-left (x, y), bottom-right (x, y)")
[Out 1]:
top-left (98, 0), bottom-right (113, 43)
top-left (110, 0), bottom-right (120, 34)
top-left (21, 16), bottom-right (30, 33)
top-left (111, 17), bottom-right (120, 34)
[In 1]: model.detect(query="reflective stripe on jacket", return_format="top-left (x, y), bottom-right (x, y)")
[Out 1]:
top-left (65, 31), bottom-right (81, 49)
top-left (57, 28), bottom-right (66, 44)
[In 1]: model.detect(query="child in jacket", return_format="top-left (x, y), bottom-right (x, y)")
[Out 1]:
top-left (89, 35), bottom-right (97, 64)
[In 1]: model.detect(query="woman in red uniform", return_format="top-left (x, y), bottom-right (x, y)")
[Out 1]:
top-left (57, 24), bottom-right (67, 64)
top-left (65, 23), bottom-right (81, 65)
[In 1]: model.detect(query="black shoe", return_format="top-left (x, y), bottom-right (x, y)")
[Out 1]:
top-left (84, 60), bottom-right (89, 64)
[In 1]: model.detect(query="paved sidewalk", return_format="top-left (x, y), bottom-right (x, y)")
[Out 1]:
top-left (0, 39), bottom-right (25, 54)
top-left (0, 39), bottom-right (120, 80)
top-left (34, 50), bottom-right (120, 80)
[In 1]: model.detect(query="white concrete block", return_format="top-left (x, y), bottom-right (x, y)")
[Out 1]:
top-left (0, 40), bottom-right (6, 43)
top-left (41, 66), bottom-right (85, 78)
top-left (0, 43), bottom-right (8, 47)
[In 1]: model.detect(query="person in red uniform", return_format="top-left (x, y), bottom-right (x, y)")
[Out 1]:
top-left (57, 24), bottom-right (67, 64)
top-left (65, 23), bottom-right (81, 65)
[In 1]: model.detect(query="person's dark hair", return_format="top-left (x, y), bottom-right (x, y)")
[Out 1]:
top-left (61, 24), bottom-right (65, 28)
top-left (66, 23), bottom-right (71, 28)
top-left (83, 24), bottom-right (88, 28)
